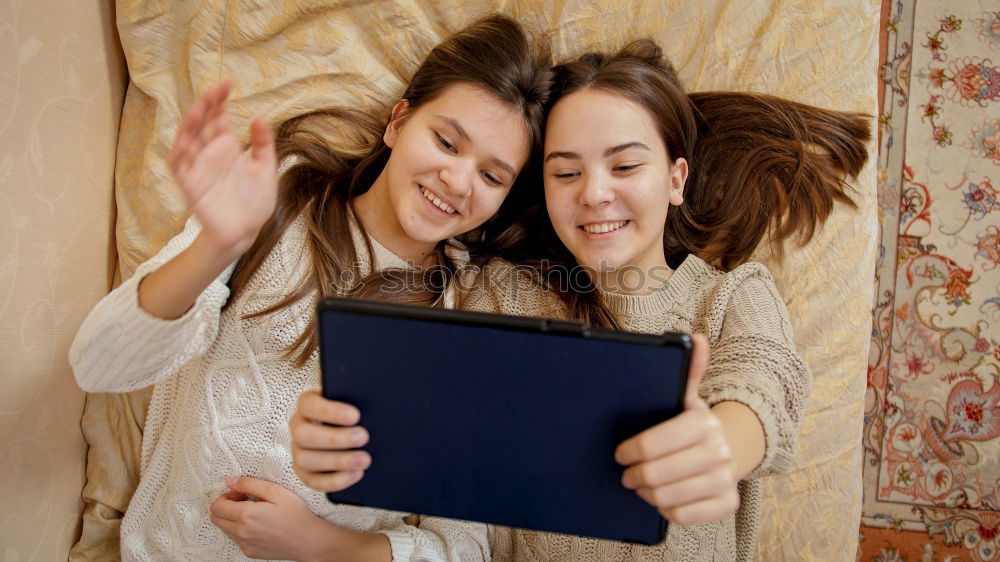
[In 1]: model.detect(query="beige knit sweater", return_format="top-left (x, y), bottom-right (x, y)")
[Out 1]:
top-left (462, 256), bottom-right (812, 562)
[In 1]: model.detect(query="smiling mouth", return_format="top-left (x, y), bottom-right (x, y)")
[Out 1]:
top-left (580, 220), bottom-right (629, 234)
top-left (419, 185), bottom-right (458, 215)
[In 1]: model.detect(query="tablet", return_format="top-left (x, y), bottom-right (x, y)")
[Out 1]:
top-left (316, 297), bottom-right (692, 545)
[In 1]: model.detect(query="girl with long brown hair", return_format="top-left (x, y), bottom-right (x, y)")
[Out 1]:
top-left (291, 39), bottom-right (870, 560)
top-left (69, 15), bottom-right (552, 561)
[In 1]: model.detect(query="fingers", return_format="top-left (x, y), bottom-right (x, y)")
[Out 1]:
top-left (296, 388), bottom-right (361, 426)
top-left (615, 404), bottom-right (718, 466)
top-left (684, 333), bottom-right (710, 408)
top-left (294, 466), bottom-right (365, 493)
top-left (633, 465), bottom-right (735, 510)
top-left (289, 390), bottom-right (369, 493)
top-left (225, 477), bottom-right (295, 503)
top-left (210, 495), bottom-right (243, 522)
top-left (293, 448), bottom-right (370, 473)
top-left (658, 489), bottom-right (740, 526)
top-left (170, 82), bottom-right (231, 178)
top-left (292, 418), bottom-right (368, 450)
top-left (182, 117), bottom-right (243, 206)
top-left (192, 103), bottom-right (233, 161)
top-left (210, 513), bottom-right (239, 538)
top-left (620, 436), bottom-right (732, 490)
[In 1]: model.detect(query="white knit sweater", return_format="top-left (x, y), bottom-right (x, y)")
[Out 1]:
top-left (69, 214), bottom-right (487, 562)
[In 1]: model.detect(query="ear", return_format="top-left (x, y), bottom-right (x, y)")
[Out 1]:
top-left (383, 99), bottom-right (411, 149)
top-left (668, 157), bottom-right (688, 206)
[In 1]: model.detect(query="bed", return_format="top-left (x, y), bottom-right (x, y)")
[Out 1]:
top-left (0, 1), bottom-right (880, 560)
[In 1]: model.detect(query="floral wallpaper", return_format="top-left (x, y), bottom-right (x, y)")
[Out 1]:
top-left (861, 1), bottom-right (1000, 561)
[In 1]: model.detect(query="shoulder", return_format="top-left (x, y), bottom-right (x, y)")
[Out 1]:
top-left (684, 256), bottom-right (778, 304)
top-left (464, 257), bottom-right (538, 299)
top-left (461, 258), bottom-right (564, 318)
top-left (680, 256), bottom-right (789, 342)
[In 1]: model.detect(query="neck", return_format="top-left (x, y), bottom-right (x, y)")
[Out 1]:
top-left (352, 171), bottom-right (437, 267)
top-left (596, 260), bottom-right (672, 296)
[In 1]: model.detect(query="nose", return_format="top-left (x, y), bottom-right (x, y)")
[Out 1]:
top-left (439, 160), bottom-right (475, 199)
top-left (579, 172), bottom-right (614, 208)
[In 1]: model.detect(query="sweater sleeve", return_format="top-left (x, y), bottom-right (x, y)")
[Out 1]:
top-left (379, 516), bottom-right (489, 561)
top-left (68, 216), bottom-right (237, 393)
top-left (700, 272), bottom-right (812, 479)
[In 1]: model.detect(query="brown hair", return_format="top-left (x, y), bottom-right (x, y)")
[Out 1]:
top-left (525, 39), bottom-right (871, 328)
top-left (227, 15), bottom-right (553, 365)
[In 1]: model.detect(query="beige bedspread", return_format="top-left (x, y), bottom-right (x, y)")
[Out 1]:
top-left (71, 1), bottom-right (879, 560)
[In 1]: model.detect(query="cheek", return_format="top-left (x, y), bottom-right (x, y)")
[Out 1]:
top-left (392, 134), bottom-right (439, 178)
top-left (631, 179), bottom-right (671, 221)
top-left (544, 187), bottom-right (573, 230)
top-left (470, 187), bottom-right (511, 223)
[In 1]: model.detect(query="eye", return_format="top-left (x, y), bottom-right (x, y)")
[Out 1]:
top-left (552, 170), bottom-right (580, 180)
top-left (481, 171), bottom-right (503, 186)
top-left (434, 132), bottom-right (457, 153)
top-left (613, 163), bottom-right (642, 173)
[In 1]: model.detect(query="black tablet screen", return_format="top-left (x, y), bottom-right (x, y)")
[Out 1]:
top-left (319, 303), bottom-right (688, 544)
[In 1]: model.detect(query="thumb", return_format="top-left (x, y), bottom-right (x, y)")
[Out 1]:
top-left (226, 477), bottom-right (293, 504)
top-left (684, 333), bottom-right (710, 408)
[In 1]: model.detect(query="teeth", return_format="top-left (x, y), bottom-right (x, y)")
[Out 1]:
top-left (421, 187), bottom-right (456, 214)
top-left (582, 221), bottom-right (627, 234)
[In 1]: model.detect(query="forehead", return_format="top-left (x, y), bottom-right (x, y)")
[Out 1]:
top-left (545, 88), bottom-right (663, 153)
top-left (416, 82), bottom-right (531, 166)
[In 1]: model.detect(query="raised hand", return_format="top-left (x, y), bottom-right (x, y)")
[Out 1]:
top-left (167, 82), bottom-right (278, 257)
top-left (614, 333), bottom-right (740, 525)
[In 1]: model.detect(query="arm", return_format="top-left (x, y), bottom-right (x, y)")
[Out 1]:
top-left (69, 82), bottom-right (278, 392)
top-left (379, 516), bottom-right (489, 562)
top-left (616, 334), bottom-right (743, 525)
top-left (210, 477), bottom-right (391, 562)
top-left (699, 273), bottom-right (812, 479)
top-left (68, 216), bottom-right (237, 392)
top-left (212, 478), bottom-right (486, 562)
top-left (615, 268), bottom-right (811, 524)
top-left (137, 229), bottom-right (243, 320)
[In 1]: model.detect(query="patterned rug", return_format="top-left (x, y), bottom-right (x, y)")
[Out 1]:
top-left (860, 1), bottom-right (1000, 561)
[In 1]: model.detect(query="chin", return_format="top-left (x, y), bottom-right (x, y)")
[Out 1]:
top-left (402, 220), bottom-right (452, 245)
top-left (574, 254), bottom-right (621, 273)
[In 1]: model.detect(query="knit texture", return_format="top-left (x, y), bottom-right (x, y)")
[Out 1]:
top-left (69, 214), bottom-right (487, 562)
top-left (463, 256), bottom-right (812, 562)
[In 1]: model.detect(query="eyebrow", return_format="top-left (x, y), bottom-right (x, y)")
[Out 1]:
top-left (435, 115), bottom-right (471, 142)
top-left (434, 115), bottom-right (516, 178)
top-left (545, 141), bottom-right (651, 163)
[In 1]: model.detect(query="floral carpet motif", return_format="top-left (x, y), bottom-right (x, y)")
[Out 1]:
top-left (861, 1), bottom-right (1000, 561)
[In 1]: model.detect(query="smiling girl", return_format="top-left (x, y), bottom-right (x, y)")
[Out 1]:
top-left (69, 15), bottom-right (551, 562)
top-left (291, 38), bottom-right (870, 561)
top-left (480, 40), bottom-right (868, 560)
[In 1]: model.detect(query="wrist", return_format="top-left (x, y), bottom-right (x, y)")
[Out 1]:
top-left (711, 401), bottom-right (766, 480)
top-left (299, 522), bottom-right (391, 562)
top-left (190, 229), bottom-right (249, 266)
top-left (298, 519), bottom-right (343, 562)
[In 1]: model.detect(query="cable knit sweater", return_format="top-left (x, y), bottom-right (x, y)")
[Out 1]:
top-left (69, 214), bottom-right (487, 562)
top-left (462, 256), bottom-right (812, 562)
